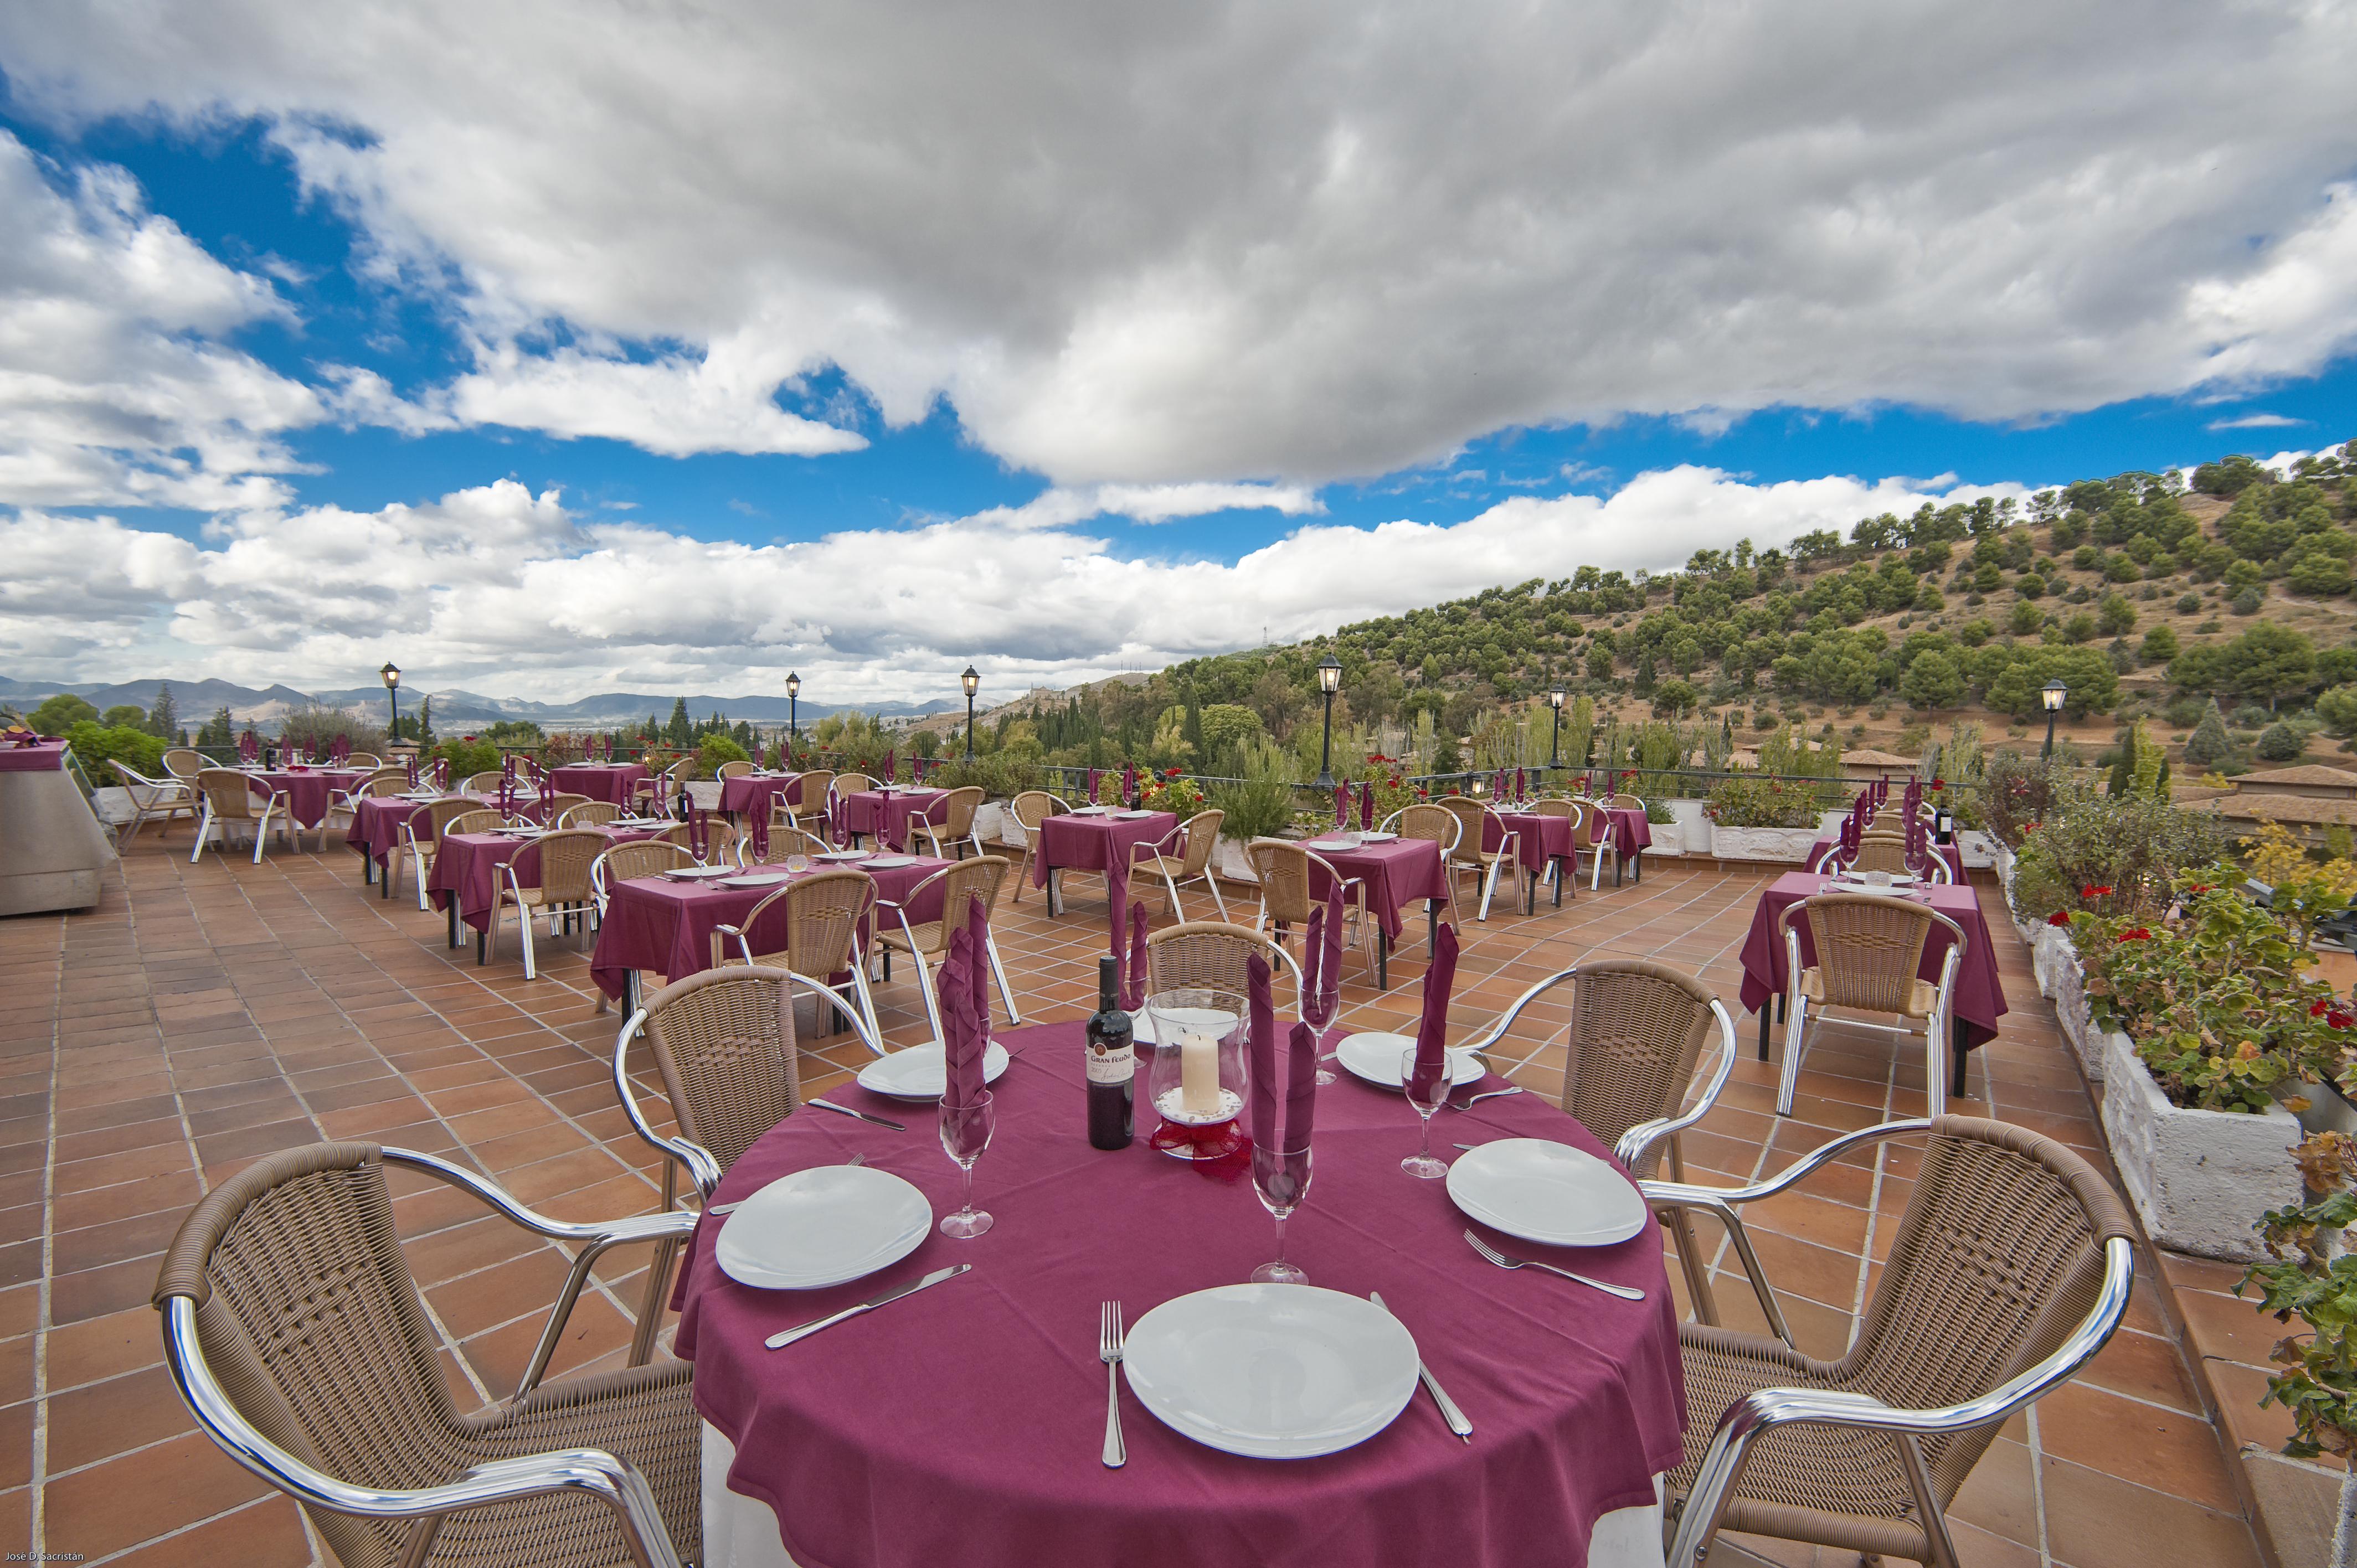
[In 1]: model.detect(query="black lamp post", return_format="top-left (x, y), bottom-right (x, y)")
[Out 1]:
top-left (1548, 684), bottom-right (1566, 770)
top-left (2041, 679), bottom-right (2068, 762)
top-left (380, 661), bottom-right (401, 742)
top-left (786, 671), bottom-right (800, 743)
top-left (1314, 656), bottom-right (1342, 790)
top-left (961, 666), bottom-right (980, 759)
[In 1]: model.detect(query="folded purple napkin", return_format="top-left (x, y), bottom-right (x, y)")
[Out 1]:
top-left (939, 927), bottom-right (985, 1109)
top-left (1284, 1020), bottom-right (1320, 1150)
top-left (1334, 780), bottom-right (1348, 827)
top-left (967, 895), bottom-right (990, 1041)
top-left (1408, 922), bottom-right (1459, 1100)
top-left (1247, 953), bottom-right (1278, 1152)
top-left (1304, 879), bottom-right (1343, 1029)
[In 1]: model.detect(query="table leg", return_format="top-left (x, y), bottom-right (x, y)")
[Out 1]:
top-left (362, 853), bottom-right (374, 886)
top-left (1553, 855), bottom-right (1567, 906)
top-left (476, 927), bottom-right (487, 965)
top-left (1758, 1005), bottom-right (1771, 1059)
top-left (1524, 869), bottom-right (1536, 917)
top-left (1378, 927), bottom-right (1390, 991)
top-left (446, 902), bottom-right (459, 950)
top-left (1426, 900), bottom-right (1438, 950)
top-left (1632, 849), bottom-right (1643, 885)
top-left (382, 857), bottom-right (393, 900)
top-left (623, 970), bottom-right (640, 1017)
top-left (1952, 1043), bottom-right (1969, 1100)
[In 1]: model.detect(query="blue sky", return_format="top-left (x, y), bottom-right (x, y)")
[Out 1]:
top-left (1, 6), bottom-right (2353, 702)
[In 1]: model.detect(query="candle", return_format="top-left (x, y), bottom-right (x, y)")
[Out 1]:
top-left (1177, 1027), bottom-right (1221, 1116)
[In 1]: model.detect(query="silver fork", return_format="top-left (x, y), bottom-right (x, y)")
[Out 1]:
top-left (1463, 1229), bottom-right (1646, 1301)
top-left (709, 1153), bottom-right (864, 1215)
top-left (1449, 1085), bottom-right (1523, 1111)
top-left (1099, 1300), bottom-right (1127, 1468)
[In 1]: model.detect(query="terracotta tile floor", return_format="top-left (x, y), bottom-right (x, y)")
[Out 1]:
top-left (0, 832), bottom-right (2265, 1567)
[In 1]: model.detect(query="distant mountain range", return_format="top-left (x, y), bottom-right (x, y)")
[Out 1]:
top-left (0, 674), bottom-right (961, 730)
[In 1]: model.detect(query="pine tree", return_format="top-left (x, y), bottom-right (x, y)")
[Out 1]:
top-left (666, 698), bottom-right (693, 746)
top-left (146, 681), bottom-right (178, 739)
top-left (198, 704), bottom-right (235, 747)
top-left (2184, 700), bottom-right (2233, 768)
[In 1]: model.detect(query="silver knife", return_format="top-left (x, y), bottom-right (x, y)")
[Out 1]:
top-left (766, 1263), bottom-right (970, 1349)
top-left (807, 1098), bottom-right (906, 1131)
top-left (1370, 1291), bottom-right (1471, 1441)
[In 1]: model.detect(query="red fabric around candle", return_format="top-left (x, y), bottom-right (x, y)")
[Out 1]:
top-left (1284, 1019), bottom-right (1320, 1149)
top-left (1246, 953), bottom-right (1278, 1153)
top-left (1409, 922), bottom-right (1458, 1100)
top-left (1360, 782), bottom-right (1373, 831)
top-left (1120, 900), bottom-right (1149, 1011)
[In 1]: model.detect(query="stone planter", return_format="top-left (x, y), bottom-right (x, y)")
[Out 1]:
top-left (1646, 821), bottom-right (1685, 856)
top-left (2289, 1075), bottom-right (2357, 1139)
top-left (1655, 799), bottom-right (1708, 857)
top-left (2100, 1029), bottom-right (2302, 1262)
top-left (972, 801), bottom-right (1006, 846)
top-left (1957, 829), bottom-right (2001, 869)
top-left (2032, 926), bottom-right (2104, 1081)
top-left (1710, 825), bottom-right (1823, 863)
top-left (1212, 838), bottom-right (1260, 886)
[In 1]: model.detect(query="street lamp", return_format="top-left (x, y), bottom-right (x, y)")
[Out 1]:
top-left (961, 666), bottom-right (980, 759)
top-left (2041, 679), bottom-right (2068, 762)
top-left (786, 672), bottom-right (800, 743)
top-left (1313, 656), bottom-right (1342, 790)
top-left (1548, 685), bottom-right (1566, 769)
top-left (380, 661), bottom-right (400, 743)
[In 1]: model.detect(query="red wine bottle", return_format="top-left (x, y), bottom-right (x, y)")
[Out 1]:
top-left (1087, 955), bottom-right (1134, 1149)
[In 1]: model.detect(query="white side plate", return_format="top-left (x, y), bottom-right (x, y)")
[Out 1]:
top-left (714, 1165), bottom-right (933, 1290)
top-left (855, 1042), bottom-right (1012, 1101)
top-left (1334, 1031), bottom-right (1484, 1089)
top-left (1445, 1137), bottom-right (1648, 1247)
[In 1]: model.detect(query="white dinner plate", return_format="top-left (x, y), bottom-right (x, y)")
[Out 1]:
top-left (714, 1164), bottom-right (933, 1291)
top-left (1067, 804), bottom-right (1111, 816)
top-left (817, 849), bottom-right (872, 861)
top-left (1128, 1008), bottom-right (1157, 1044)
top-left (1116, 809), bottom-right (1155, 819)
top-left (721, 873), bottom-right (788, 889)
top-left (1122, 1285), bottom-right (1419, 1459)
top-left (1445, 1137), bottom-right (1649, 1247)
top-left (864, 854), bottom-right (917, 869)
top-left (1334, 1031), bottom-right (1484, 1089)
top-left (660, 865), bottom-right (737, 881)
top-left (855, 1041), bottom-right (1012, 1101)
top-left (1303, 837), bottom-right (1361, 852)
top-left (1358, 830), bottom-right (1399, 843)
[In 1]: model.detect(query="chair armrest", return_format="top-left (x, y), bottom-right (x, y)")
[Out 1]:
top-left (607, 1015), bottom-right (727, 1200)
top-left (380, 1146), bottom-right (700, 1249)
top-left (1614, 998), bottom-right (1739, 1169)
top-left (161, 1298), bottom-right (685, 1568)
top-left (1641, 1117), bottom-right (1933, 1210)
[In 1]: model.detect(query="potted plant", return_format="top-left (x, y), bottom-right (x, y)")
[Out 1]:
top-left (2241, 1133), bottom-right (2357, 1567)
top-left (1703, 776), bottom-right (1826, 862)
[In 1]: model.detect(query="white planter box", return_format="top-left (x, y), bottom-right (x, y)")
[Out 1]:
top-left (1711, 825), bottom-right (1824, 863)
top-left (2032, 927), bottom-right (2104, 1081)
top-left (1647, 821), bottom-right (1684, 856)
top-left (2101, 1029), bottom-right (2301, 1262)
top-left (1656, 799), bottom-right (1708, 857)
top-left (1957, 829), bottom-right (2001, 869)
top-left (972, 801), bottom-right (1006, 845)
top-left (1212, 838), bottom-right (1260, 886)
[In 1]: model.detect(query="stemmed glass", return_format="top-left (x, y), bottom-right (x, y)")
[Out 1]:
top-left (1399, 1050), bottom-right (1450, 1179)
top-left (938, 1091), bottom-right (996, 1239)
top-left (784, 852), bottom-right (811, 876)
top-left (1250, 1143), bottom-right (1313, 1284)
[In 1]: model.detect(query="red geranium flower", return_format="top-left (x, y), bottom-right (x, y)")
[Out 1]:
top-left (2081, 884), bottom-right (2113, 899)
top-left (2332, 1011), bottom-right (2355, 1030)
top-left (2046, 910), bottom-right (2072, 927)
top-left (1931, 778), bottom-right (1946, 791)
top-left (2115, 928), bottom-right (2152, 942)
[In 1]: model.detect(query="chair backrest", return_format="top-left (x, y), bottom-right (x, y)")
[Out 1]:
top-left (641, 968), bottom-right (801, 1175)
top-left (460, 771), bottom-right (505, 793)
top-left (749, 826), bottom-right (832, 865)
top-left (934, 786), bottom-right (985, 837)
top-left (1147, 921), bottom-right (1297, 1001)
top-left (788, 772), bottom-right (834, 816)
top-left (657, 819), bottom-right (744, 864)
top-left (359, 765), bottom-right (408, 791)
top-left (594, 839), bottom-right (699, 898)
top-left (835, 772), bottom-right (874, 797)
top-left (714, 759), bottom-right (754, 781)
top-left (419, 796), bottom-right (480, 846)
top-left (1850, 834), bottom-right (1914, 875)
top-left (558, 800), bottom-right (620, 828)
top-left (1009, 790), bottom-right (1068, 835)
top-left (1529, 797), bottom-right (1577, 821)
top-left (1387, 802), bottom-right (1461, 855)
top-left (1171, 809), bottom-right (1224, 876)
top-left (1562, 961), bottom-right (1718, 1180)
top-left (1609, 792), bottom-right (1644, 812)
top-left (904, 855), bottom-right (1008, 951)
top-left (152, 1142), bottom-right (461, 1568)
top-left (444, 809), bottom-right (505, 837)
top-left (343, 752), bottom-right (382, 771)
top-left (543, 791), bottom-right (593, 820)
top-left (528, 830), bottom-right (608, 904)
top-left (1435, 796), bottom-right (1491, 862)
top-left (1838, 1116), bottom-right (2135, 1501)
top-left (1246, 839), bottom-right (1316, 924)
top-left (1787, 893), bottom-right (1939, 1013)
top-left (163, 747), bottom-right (207, 782)
top-left (196, 767), bottom-right (261, 818)
top-left (736, 869), bottom-right (875, 972)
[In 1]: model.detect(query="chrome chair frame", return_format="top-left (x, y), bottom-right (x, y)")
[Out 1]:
top-left (877, 869), bottom-right (1023, 1048)
top-left (1777, 896), bottom-right (1968, 1118)
top-left (712, 879), bottom-right (887, 1050)
top-left (110, 760), bottom-right (199, 843)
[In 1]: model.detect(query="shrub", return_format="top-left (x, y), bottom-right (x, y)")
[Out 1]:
top-left (1210, 741), bottom-right (1299, 840)
top-left (2234, 585), bottom-right (2266, 615)
top-left (2256, 722), bottom-right (2308, 762)
top-left (2315, 685), bottom-right (2357, 739)
top-left (2176, 592), bottom-right (2203, 614)
top-left (278, 705), bottom-right (389, 759)
top-left (1702, 776), bottom-right (1824, 829)
top-left (925, 753), bottom-right (1042, 800)
top-left (427, 737), bottom-right (502, 780)
top-left (1139, 770), bottom-right (1207, 817)
top-left (2009, 777), bottom-right (2235, 925)
top-left (2240, 1134), bottom-right (2357, 1464)
top-left (692, 734), bottom-right (750, 780)
top-left (62, 721), bottom-right (166, 785)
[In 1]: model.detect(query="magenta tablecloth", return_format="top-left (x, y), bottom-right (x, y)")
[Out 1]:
top-left (1807, 835), bottom-right (1969, 884)
top-left (0, 740), bottom-right (67, 772)
top-left (1593, 805), bottom-right (1651, 859)
top-left (1300, 835), bottom-right (1450, 942)
top-left (552, 762), bottom-right (650, 804)
top-left (1488, 811), bottom-right (1574, 873)
top-left (718, 773), bottom-right (808, 818)
top-left (838, 788), bottom-right (950, 851)
top-left (1735, 873), bottom-right (2008, 1050)
top-left (1028, 810), bottom-right (1180, 946)
top-left (673, 1020), bottom-right (1685, 1568)
top-left (428, 826), bottom-right (666, 935)
top-left (589, 855), bottom-right (950, 999)
top-left (247, 767), bottom-right (367, 828)
top-left (348, 796), bottom-right (435, 868)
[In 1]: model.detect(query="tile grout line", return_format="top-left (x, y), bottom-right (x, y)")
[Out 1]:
top-left (28, 902), bottom-right (68, 1562)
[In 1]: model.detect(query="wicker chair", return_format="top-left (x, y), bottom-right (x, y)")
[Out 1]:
top-left (654, 819), bottom-right (745, 866)
top-left (1523, 796), bottom-right (1585, 902)
top-left (912, 786), bottom-right (986, 860)
top-left (1005, 790), bottom-right (1071, 902)
top-left (154, 1142), bottom-right (701, 1568)
top-left (191, 768), bottom-right (292, 864)
top-left (590, 840), bottom-right (701, 918)
top-left (1437, 795), bottom-right (1519, 921)
top-left (162, 747), bottom-right (205, 785)
top-left (1850, 831), bottom-right (1913, 876)
top-left (541, 790), bottom-right (593, 822)
top-left (631, 757), bottom-right (692, 812)
top-left (486, 830), bottom-right (606, 979)
top-left (1456, 958), bottom-right (1739, 1318)
top-left (713, 759), bottom-right (754, 782)
top-left (1246, 840), bottom-right (1371, 977)
top-left (1145, 921), bottom-right (1305, 1008)
top-left (111, 760), bottom-right (200, 843)
top-left (332, 766), bottom-right (411, 826)
top-left (444, 809), bottom-right (508, 838)
top-left (1379, 801), bottom-right (1464, 913)
top-left (1650, 1116), bottom-right (2136, 1568)
top-left (559, 800), bottom-right (622, 828)
top-left (389, 796), bottom-right (480, 909)
top-left (744, 825), bottom-right (832, 865)
top-left (874, 855), bottom-right (1021, 1043)
top-left (778, 771), bottom-right (832, 831)
top-left (711, 868), bottom-right (884, 1046)
top-left (1610, 791), bottom-right (1645, 815)
top-left (1126, 808), bottom-right (1229, 921)
top-left (343, 752), bottom-right (383, 770)
top-left (1777, 893), bottom-right (1968, 1118)
top-left (459, 770), bottom-right (507, 793)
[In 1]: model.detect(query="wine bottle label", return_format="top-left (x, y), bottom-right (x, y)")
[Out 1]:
top-left (1086, 1044), bottom-right (1134, 1085)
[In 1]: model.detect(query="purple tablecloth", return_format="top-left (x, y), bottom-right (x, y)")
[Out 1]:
top-left (589, 855), bottom-right (949, 999)
top-left (1807, 834), bottom-right (1969, 884)
top-left (248, 766), bottom-right (367, 828)
top-left (1735, 873), bottom-right (2008, 1051)
top-left (1029, 811), bottom-right (1181, 946)
top-left (1300, 836), bottom-right (1450, 942)
top-left (552, 762), bottom-right (650, 804)
top-left (0, 740), bottom-right (67, 772)
top-left (428, 826), bottom-right (666, 934)
top-left (348, 796), bottom-right (434, 868)
top-left (839, 788), bottom-right (950, 851)
top-left (1591, 805), bottom-right (1651, 859)
top-left (1487, 811), bottom-right (1574, 873)
top-left (672, 1020), bottom-right (1685, 1568)
top-left (718, 773), bottom-right (809, 818)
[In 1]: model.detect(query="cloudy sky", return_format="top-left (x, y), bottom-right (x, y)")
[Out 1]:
top-left (1, 1), bottom-right (2353, 707)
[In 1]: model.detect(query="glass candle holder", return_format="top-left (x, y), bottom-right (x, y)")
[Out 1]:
top-left (1141, 988), bottom-right (1249, 1162)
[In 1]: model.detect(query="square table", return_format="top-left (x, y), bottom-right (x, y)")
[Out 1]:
top-left (429, 823), bottom-right (668, 955)
top-left (718, 771), bottom-right (809, 821)
top-left (1298, 834), bottom-right (1451, 989)
top-left (837, 787), bottom-right (950, 851)
top-left (552, 761), bottom-right (651, 804)
top-left (1806, 834), bottom-right (1969, 885)
top-left (1487, 810), bottom-right (1577, 912)
top-left (1735, 871), bottom-right (2008, 1097)
top-left (1028, 809), bottom-right (1180, 938)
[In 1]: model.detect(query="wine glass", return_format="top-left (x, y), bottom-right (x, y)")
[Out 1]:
top-left (1250, 1143), bottom-right (1313, 1285)
top-left (1399, 1050), bottom-right (1450, 1179)
top-left (938, 1091), bottom-right (996, 1239)
top-left (785, 852), bottom-right (811, 876)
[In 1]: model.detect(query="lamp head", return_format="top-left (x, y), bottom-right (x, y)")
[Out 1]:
top-left (1316, 655), bottom-right (1342, 695)
top-left (379, 661), bottom-right (400, 690)
top-left (960, 666), bottom-right (980, 698)
top-left (786, 672), bottom-right (800, 698)
top-left (1549, 685), bottom-right (1566, 709)
top-left (2041, 679), bottom-right (2068, 713)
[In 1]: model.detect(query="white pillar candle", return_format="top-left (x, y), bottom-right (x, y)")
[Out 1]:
top-left (1177, 1028), bottom-right (1221, 1116)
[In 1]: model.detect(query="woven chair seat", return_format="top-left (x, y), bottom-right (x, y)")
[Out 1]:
top-left (878, 921), bottom-right (944, 955)
top-left (1131, 852), bottom-right (1186, 875)
top-left (1669, 1325), bottom-right (1933, 1563)
top-left (1798, 967), bottom-right (1937, 1018)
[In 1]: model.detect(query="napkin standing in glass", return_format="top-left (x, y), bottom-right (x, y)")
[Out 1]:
top-left (938, 924), bottom-right (994, 1238)
top-left (1303, 882), bottom-right (1344, 1085)
top-left (1403, 923), bottom-right (1459, 1178)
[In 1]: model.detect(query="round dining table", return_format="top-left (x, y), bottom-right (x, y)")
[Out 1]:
top-left (675, 1020), bottom-right (1685, 1568)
